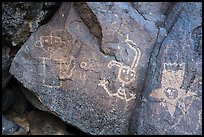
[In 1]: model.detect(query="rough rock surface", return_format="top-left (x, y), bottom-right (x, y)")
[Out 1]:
top-left (9, 2), bottom-right (159, 134)
top-left (2, 115), bottom-right (20, 135)
top-left (2, 2), bottom-right (61, 47)
top-left (135, 2), bottom-right (202, 135)
top-left (27, 110), bottom-right (68, 135)
top-left (2, 89), bottom-right (14, 112)
top-left (2, 2), bottom-right (61, 91)
top-left (9, 82), bottom-right (31, 114)
top-left (2, 39), bottom-right (13, 89)
top-left (9, 2), bottom-right (202, 135)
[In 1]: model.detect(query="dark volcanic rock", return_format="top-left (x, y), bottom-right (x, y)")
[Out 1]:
top-left (2, 40), bottom-right (13, 89)
top-left (27, 110), bottom-right (68, 135)
top-left (9, 82), bottom-right (31, 114)
top-left (2, 89), bottom-right (14, 112)
top-left (2, 2), bottom-right (61, 90)
top-left (2, 115), bottom-right (20, 135)
top-left (9, 2), bottom-right (160, 135)
top-left (9, 2), bottom-right (202, 135)
top-left (2, 2), bottom-right (61, 47)
top-left (135, 2), bottom-right (202, 135)
top-left (74, 2), bottom-right (102, 42)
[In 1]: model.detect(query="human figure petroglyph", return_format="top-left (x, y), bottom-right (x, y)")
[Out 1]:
top-left (108, 34), bottom-right (141, 86)
top-left (98, 35), bottom-right (141, 102)
top-left (150, 63), bottom-right (198, 126)
top-left (35, 29), bottom-right (76, 88)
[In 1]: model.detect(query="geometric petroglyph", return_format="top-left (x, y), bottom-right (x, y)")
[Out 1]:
top-left (150, 63), bottom-right (198, 122)
top-left (35, 35), bottom-right (66, 58)
top-left (98, 35), bottom-right (141, 102)
top-left (35, 30), bottom-right (76, 88)
top-left (42, 57), bottom-right (62, 88)
top-left (80, 58), bottom-right (100, 73)
top-left (41, 56), bottom-right (76, 88)
top-left (59, 55), bottom-right (76, 80)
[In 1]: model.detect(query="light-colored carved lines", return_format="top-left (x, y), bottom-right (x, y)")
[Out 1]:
top-left (99, 35), bottom-right (141, 102)
top-left (35, 29), bottom-right (76, 88)
top-left (41, 56), bottom-right (76, 88)
top-left (80, 58), bottom-right (100, 72)
top-left (150, 62), bottom-right (198, 120)
top-left (108, 61), bottom-right (136, 87)
top-left (98, 79), bottom-right (136, 102)
top-left (59, 55), bottom-right (76, 80)
top-left (42, 57), bottom-right (62, 88)
top-left (125, 34), bottom-right (141, 70)
top-left (35, 35), bottom-right (66, 58)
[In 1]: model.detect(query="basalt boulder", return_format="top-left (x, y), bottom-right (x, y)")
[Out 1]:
top-left (135, 2), bottom-right (202, 135)
top-left (9, 2), bottom-right (162, 134)
top-left (2, 2), bottom-right (61, 47)
top-left (9, 2), bottom-right (201, 135)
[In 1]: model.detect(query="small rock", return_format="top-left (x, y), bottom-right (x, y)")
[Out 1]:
top-left (13, 116), bottom-right (29, 135)
top-left (27, 110), bottom-right (68, 135)
top-left (2, 115), bottom-right (20, 135)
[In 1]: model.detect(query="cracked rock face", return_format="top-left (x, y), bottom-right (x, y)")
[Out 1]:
top-left (135, 2), bottom-right (202, 135)
top-left (9, 2), bottom-right (201, 135)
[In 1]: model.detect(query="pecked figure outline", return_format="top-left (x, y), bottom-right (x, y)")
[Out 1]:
top-left (98, 35), bottom-right (141, 102)
top-left (150, 62), bottom-right (198, 127)
top-left (35, 29), bottom-right (73, 58)
top-left (34, 29), bottom-right (76, 88)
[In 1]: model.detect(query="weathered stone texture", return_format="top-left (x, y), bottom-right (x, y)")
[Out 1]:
top-left (27, 111), bottom-right (68, 135)
top-left (135, 2), bottom-right (202, 135)
top-left (9, 2), bottom-right (202, 135)
top-left (2, 2), bottom-right (61, 47)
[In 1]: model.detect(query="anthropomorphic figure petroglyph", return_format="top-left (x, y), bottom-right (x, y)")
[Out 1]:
top-left (150, 63), bottom-right (198, 127)
top-left (98, 35), bottom-right (141, 102)
top-left (35, 30), bottom-right (76, 88)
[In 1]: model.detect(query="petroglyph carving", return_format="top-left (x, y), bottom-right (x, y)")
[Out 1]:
top-left (80, 58), bottom-right (100, 72)
top-left (35, 32), bottom-right (66, 57)
top-left (99, 35), bottom-right (141, 102)
top-left (150, 62), bottom-right (198, 126)
top-left (42, 57), bottom-right (62, 88)
top-left (98, 79), bottom-right (136, 102)
top-left (58, 55), bottom-right (76, 80)
top-left (35, 30), bottom-right (76, 88)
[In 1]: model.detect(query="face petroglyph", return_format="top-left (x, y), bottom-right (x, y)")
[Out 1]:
top-left (35, 29), bottom-right (73, 57)
top-left (119, 67), bottom-right (135, 86)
